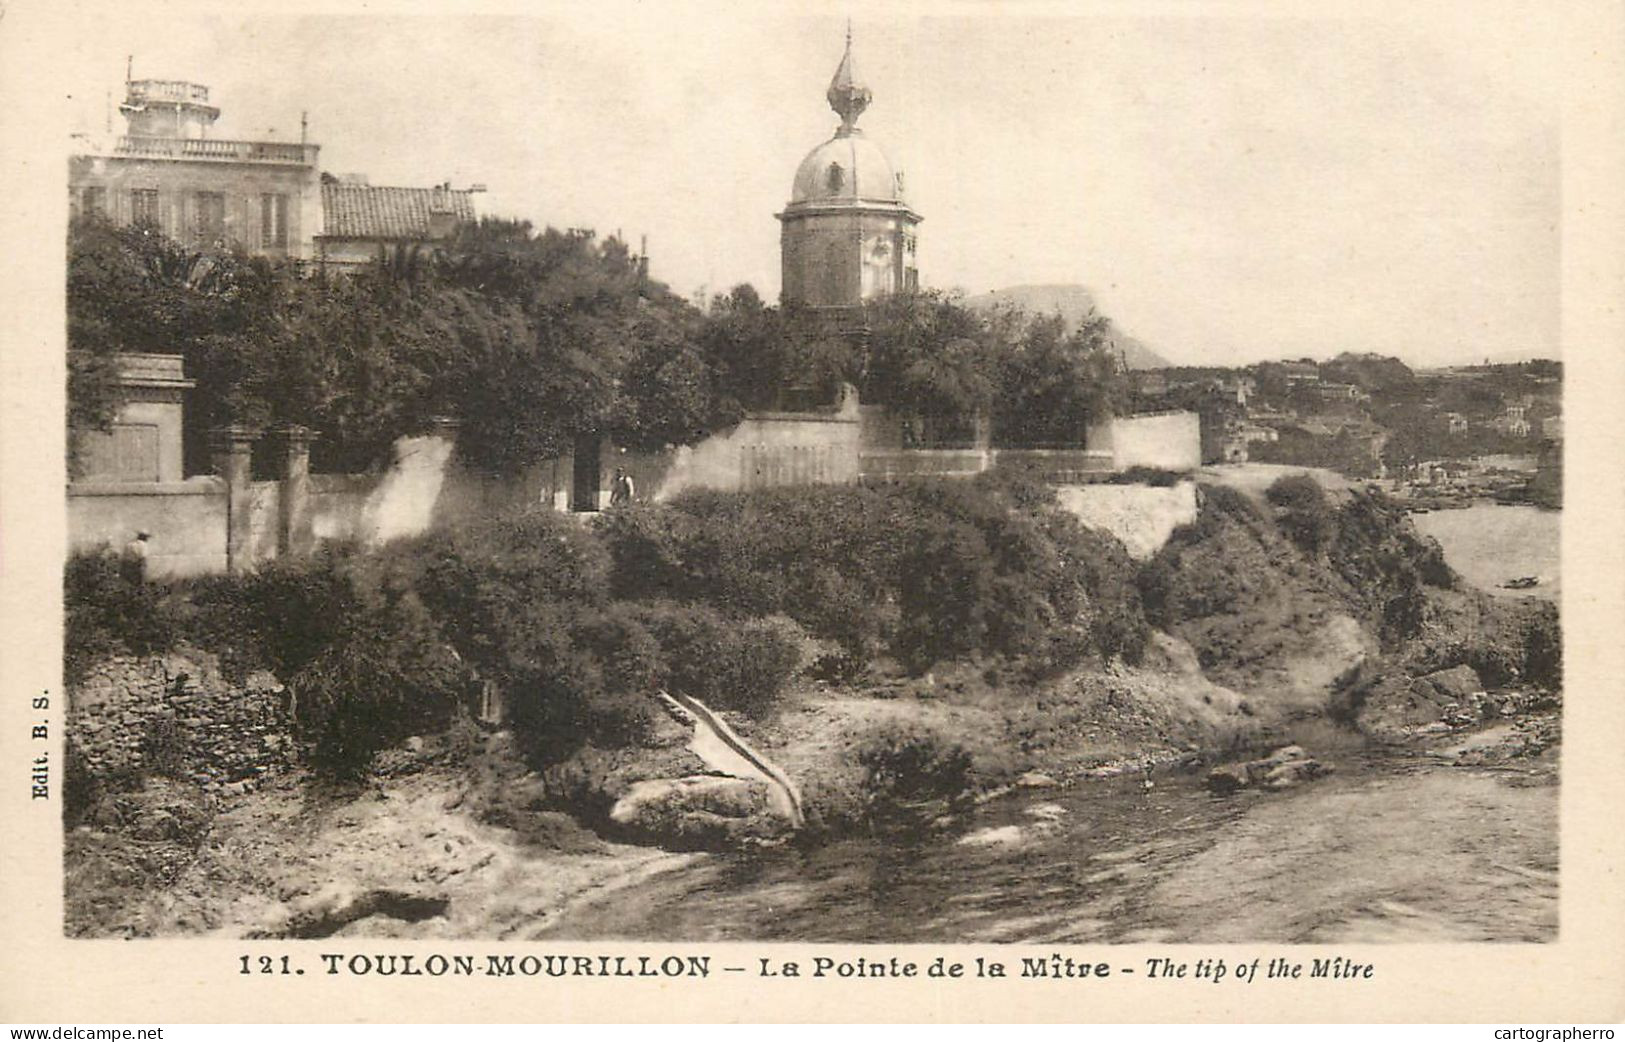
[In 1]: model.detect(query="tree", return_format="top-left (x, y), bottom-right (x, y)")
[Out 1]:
top-left (856, 290), bottom-right (997, 416)
top-left (992, 311), bottom-right (1125, 447)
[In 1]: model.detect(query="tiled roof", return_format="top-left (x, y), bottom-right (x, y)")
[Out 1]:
top-left (320, 183), bottom-right (477, 240)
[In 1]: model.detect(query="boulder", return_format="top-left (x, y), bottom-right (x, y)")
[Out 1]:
top-left (1356, 665), bottom-right (1493, 739)
top-left (1355, 674), bottom-right (1449, 738)
top-left (1262, 758), bottom-right (1333, 790)
top-left (1208, 745), bottom-right (1330, 794)
top-left (1016, 771), bottom-right (1059, 789)
top-left (608, 775), bottom-right (790, 850)
top-left (1413, 665), bottom-right (1484, 704)
top-left (1206, 763), bottom-right (1252, 794)
top-left (957, 825), bottom-right (1027, 847)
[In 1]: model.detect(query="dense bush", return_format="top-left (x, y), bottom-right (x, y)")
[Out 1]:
top-left (598, 480), bottom-right (1150, 675)
top-left (855, 723), bottom-right (976, 830)
top-left (1266, 474), bottom-right (1337, 554)
top-left (292, 587), bottom-right (471, 777)
top-left (1105, 466), bottom-right (1187, 487)
top-left (622, 602), bottom-right (804, 715)
top-left (66, 474), bottom-right (1162, 779)
top-left (64, 549), bottom-right (180, 683)
top-left (894, 519), bottom-right (995, 672)
top-left (1522, 607), bottom-right (1562, 689)
top-left (416, 509), bottom-right (612, 672)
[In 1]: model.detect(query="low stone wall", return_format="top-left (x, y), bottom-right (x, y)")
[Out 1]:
top-left (859, 449), bottom-right (991, 481)
top-left (1088, 411), bottom-right (1202, 471)
top-left (68, 650), bottom-right (294, 792)
top-left (68, 479), bottom-right (229, 578)
top-left (992, 448), bottom-right (1116, 484)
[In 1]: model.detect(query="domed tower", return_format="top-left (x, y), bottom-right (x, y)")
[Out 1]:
top-left (777, 28), bottom-right (920, 323)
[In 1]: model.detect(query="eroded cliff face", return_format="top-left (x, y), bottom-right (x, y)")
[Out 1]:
top-left (1137, 481), bottom-right (1558, 728)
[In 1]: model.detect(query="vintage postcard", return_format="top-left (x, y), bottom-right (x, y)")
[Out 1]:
top-left (2, 0), bottom-right (1622, 1024)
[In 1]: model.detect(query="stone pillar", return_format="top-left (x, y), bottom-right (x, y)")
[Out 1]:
top-left (209, 426), bottom-right (258, 574)
top-left (277, 425), bottom-right (318, 558)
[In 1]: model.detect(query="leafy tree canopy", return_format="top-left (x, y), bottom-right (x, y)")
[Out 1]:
top-left (67, 218), bottom-right (1132, 476)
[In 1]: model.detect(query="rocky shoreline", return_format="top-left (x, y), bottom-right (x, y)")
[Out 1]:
top-left (64, 474), bottom-right (1562, 938)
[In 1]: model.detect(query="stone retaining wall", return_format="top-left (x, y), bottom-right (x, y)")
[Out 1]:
top-left (68, 650), bottom-right (294, 793)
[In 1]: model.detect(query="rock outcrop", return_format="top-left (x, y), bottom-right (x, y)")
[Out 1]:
top-left (1353, 665), bottom-right (1487, 738)
top-left (608, 775), bottom-right (789, 850)
top-left (1207, 745), bottom-right (1333, 794)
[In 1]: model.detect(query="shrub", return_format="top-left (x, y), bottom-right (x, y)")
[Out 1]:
top-left (855, 724), bottom-right (976, 829)
top-left (894, 519), bottom-right (994, 672)
top-left (624, 601), bottom-right (804, 715)
top-left (600, 480), bottom-right (1152, 675)
top-left (293, 580), bottom-right (471, 777)
top-left (1266, 474), bottom-right (1337, 554)
top-left (593, 504), bottom-right (698, 603)
top-left (1105, 466), bottom-right (1186, 487)
top-left (416, 508), bottom-right (611, 676)
top-left (64, 549), bottom-right (179, 683)
top-left (719, 615), bottom-right (806, 714)
top-left (973, 461), bottom-right (1059, 511)
top-left (1523, 608), bottom-right (1562, 690)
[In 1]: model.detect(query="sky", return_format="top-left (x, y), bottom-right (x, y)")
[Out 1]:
top-left (47, 2), bottom-right (1562, 367)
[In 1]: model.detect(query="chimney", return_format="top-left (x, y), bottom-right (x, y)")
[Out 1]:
top-left (427, 183), bottom-right (459, 240)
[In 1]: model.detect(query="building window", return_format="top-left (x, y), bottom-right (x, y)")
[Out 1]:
top-left (80, 186), bottom-right (106, 218)
top-left (131, 189), bottom-right (160, 227)
top-left (260, 193), bottom-right (288, 249)
top-left (193, 191), bottom-right (226, 245)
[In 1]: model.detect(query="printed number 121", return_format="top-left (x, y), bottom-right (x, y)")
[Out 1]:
top-left (239, 955), bottom-right (295, 974)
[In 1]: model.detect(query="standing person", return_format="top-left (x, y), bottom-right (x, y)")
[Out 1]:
top-left (121, 530), bottom-right (151, 583)
top-left (609, 467), bottom-right (636, 508)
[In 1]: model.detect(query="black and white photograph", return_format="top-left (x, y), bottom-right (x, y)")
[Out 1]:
top-left (5, 0), bottom-right (1623, 1025)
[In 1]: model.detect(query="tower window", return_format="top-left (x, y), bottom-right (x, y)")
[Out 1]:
top-left (826, 162), bottom-right (845, 193)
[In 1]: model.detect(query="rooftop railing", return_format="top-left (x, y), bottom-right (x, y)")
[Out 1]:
top-left (126, 80), bottom-right (211, 104)
top-left (111, 136), bottom-right (318, 165)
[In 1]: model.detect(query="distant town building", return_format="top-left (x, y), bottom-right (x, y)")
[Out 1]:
top-left (1136, 371), bottom-right (1169, 397)
top-left (1445, 412), bottom-right (1469, 434)
top-left (1314, 381), bottom-right (1363, 401)
top-left (1491, 403), bottom-right (1532, 438)
top-left (1247, 405), bottom-right (1297, 426)
top-left (1280, 361), bottom-right (1321, 383)
top-left (1541, 414), bottom-right (1562, 441)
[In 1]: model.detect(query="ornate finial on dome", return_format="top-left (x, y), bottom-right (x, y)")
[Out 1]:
top-left (826, 22), bottom-right (871, 137)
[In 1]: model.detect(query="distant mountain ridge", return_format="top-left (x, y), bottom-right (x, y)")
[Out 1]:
top-left (964, 284), bottom-right (1172, 370)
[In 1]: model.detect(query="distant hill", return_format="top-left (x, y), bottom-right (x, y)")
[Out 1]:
top-left (964, 284), bottom-right (1172, 370)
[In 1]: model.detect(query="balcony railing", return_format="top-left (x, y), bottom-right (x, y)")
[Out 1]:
top-left (127, 80), bottom-right (212, 104)
top-left (112, 136), bottom-right (318, 166)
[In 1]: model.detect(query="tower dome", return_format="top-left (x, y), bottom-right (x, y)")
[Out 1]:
top-left (777, 26), bottom-right (920, 312)
top-left (789, 134), bottom-right (906, 206)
